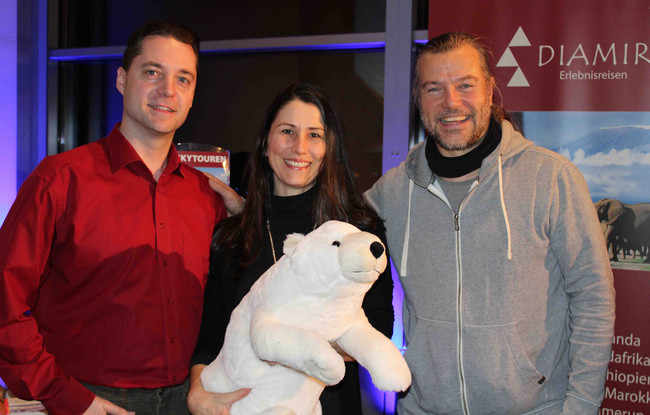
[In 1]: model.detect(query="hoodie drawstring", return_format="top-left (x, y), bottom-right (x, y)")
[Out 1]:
top-left (497, 153), bottom-right (513, 260)
top-left (407, 153), bottom-right (512, 265)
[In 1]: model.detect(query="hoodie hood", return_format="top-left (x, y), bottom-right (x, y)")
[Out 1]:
top-left (404, 120), bottom-right (534, 262)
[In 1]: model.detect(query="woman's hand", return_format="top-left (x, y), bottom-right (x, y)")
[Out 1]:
top-left (330, 341), bottom-right (355, 362)
top-left (187, 365), bottom-right (251, 415)
top-left (202, 172), bottom-right (245, 217)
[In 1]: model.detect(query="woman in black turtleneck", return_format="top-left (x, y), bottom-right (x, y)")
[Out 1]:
top-left (188, 84), bottom-right (394, 415)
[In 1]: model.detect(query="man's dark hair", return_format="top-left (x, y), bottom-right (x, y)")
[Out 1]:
top-left (414, 32), bottom-right (493, 90)
top-left (122, 20), bottom-right (199, 71)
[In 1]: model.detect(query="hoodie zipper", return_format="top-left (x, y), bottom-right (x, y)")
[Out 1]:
top-left (427, 180), bottom-right (475, 414)
top-left (455, 212), bottom-right (470, 415)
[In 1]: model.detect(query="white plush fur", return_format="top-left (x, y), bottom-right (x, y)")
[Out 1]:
top-left (201, 220), bottom-right (411, 415)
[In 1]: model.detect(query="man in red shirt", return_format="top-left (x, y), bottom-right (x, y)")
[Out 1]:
top-left (0, 21), bottom-right (232, 415)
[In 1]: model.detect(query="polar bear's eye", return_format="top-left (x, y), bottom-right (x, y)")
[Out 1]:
top-left (331, 241), bottom-right (341, 247)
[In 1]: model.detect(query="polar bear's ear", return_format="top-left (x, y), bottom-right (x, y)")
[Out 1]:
top-left (283, 233), bottom-right (304, 256)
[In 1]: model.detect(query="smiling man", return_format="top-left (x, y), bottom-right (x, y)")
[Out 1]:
top-left (0, 21), bottom-right (228, 415)
top-left (365, 32), bottom-right (616, 414)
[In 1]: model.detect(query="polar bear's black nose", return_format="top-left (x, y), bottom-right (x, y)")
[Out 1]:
top-left (370, 242), bottom-right (384, 259)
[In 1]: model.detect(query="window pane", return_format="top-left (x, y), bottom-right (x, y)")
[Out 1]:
top-left (57, 0), bottom-right (386, 48)
top-left (415, 0), bottom-right (429, 31)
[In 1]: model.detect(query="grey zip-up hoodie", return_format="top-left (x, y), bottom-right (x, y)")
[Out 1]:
top-left (365, 120), bottom-right (615, 415)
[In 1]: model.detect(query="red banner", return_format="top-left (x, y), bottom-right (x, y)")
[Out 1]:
top-left (429, 1), bottom-right (650, 111)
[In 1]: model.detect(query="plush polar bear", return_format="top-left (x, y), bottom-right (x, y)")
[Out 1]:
top-left (200, 220), bottom-right (411, 415)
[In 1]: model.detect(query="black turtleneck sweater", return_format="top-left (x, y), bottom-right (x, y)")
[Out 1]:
top-left (192, 186), bottom-right (394, 414)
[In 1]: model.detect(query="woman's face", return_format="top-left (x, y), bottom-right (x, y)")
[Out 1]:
top-left (266, 99), bottom-right (327, 196)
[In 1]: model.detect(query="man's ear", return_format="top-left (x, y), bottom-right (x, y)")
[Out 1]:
top-left (116, 67), bottom-right (126, 96)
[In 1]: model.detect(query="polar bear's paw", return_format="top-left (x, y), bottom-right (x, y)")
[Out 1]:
top-left (294, 348), bottom-right (345, 386)
top-left (200, 359), bottom-right (236, 393)
top-left (371, 359), bottom-right (411, 392)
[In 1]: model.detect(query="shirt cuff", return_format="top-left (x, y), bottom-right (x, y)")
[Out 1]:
top-left (41, 377), bottom-right (95, 415)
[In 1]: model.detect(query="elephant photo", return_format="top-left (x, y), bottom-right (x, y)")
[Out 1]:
top-left (594, 198), bottom-right (650, 263)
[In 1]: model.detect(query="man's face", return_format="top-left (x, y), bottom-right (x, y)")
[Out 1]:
top-left (416, 45), bottom-right (494, 157)
top-left (116, 35), bottom-right (197, 141)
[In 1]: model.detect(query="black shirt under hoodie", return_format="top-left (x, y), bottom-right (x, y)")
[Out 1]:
top-left (425, 116), bottom-right (502, 179)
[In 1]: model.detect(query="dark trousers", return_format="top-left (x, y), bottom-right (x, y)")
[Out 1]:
top-left (81, 380), bottom-right (189, 415)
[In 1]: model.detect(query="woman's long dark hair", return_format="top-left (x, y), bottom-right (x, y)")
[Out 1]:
top-left (216, 83), bottom-right (382, 267)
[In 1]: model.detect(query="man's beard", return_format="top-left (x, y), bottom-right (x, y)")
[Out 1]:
top-left (421, 103), bottom-right (492, 152)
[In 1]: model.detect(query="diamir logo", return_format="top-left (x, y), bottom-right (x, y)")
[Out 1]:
top-left (497, 27), bottom-right (532, 87)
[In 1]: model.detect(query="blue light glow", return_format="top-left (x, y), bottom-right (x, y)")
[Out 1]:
top-left (0, 1), bottom-right (16, 391)
top-left (360, 260), bottom-right (404, 413)
top-left (48, 52), bottom-right (123, 62)
top-left (201, 42), bottom-right (386, 54)
top-left (0, 0), bottom-right (17, 227)
top-left (48, 42), bottom-right (388, 63)
top-left (390, 260), bottom-right (405, 349)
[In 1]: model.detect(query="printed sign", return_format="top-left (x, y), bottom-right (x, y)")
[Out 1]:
top-left (428, 1), bottom-right (650, 111)
top-left (602, 269), bottom-right (650, 413)
top-left (175, 143), bottom-right (230, 185)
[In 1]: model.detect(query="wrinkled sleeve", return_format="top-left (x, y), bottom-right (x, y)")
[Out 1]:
top-left (0, 174), bottom-right (94, 415)
top-left (549, 162), bottom-right (615, 414)
top-left (364, 181), bottom-right (385, 222)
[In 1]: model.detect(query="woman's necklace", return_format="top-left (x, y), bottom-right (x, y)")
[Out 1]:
top-left (266, 218), bottom-right (278, 264)
top-left (266, 217), bottom-right (318, 264)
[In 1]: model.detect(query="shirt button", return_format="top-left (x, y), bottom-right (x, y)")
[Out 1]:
top-left (172, 376), bottom-right (177, 382)
top-left (170, 337), bottom-right (176, 344)
top-left (163, 259), bottom-right (168, 266)
top-left (160, 223), bottom-right (166, 229)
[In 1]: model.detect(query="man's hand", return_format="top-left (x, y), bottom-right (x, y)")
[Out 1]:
top-left (82, 396), bottom-right (134, 415)
top-left (202, 172), bottom-right (245, 217)
top-left (187, 365), bottom-right (250, 415)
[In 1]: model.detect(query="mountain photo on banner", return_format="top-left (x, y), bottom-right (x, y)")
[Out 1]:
top-left (521, 111), bottom-right (650, 271)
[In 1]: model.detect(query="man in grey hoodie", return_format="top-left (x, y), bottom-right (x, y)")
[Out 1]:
top-left (365, 32), bottom-right (615, 414)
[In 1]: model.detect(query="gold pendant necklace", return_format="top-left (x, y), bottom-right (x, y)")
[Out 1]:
top-left (266, 218), bottom-right (277, 264)
top-left (266, 218), bottom-right (317, 264)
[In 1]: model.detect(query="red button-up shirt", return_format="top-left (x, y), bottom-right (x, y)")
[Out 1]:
top-left (0, 125), bottom-right (226, 414)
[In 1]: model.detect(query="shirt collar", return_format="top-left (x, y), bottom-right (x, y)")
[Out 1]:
top-left (105, 123), bottom-right (185, 178)
top-left (166, 142), bottom-right (184, 178)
